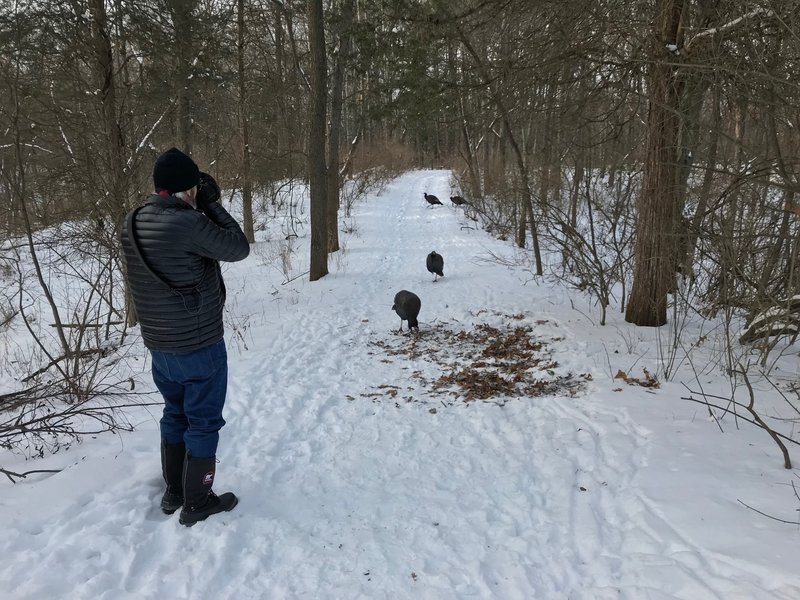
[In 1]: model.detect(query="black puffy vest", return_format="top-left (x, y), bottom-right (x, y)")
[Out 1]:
top-left (122, 194), bottom-right (250, 352)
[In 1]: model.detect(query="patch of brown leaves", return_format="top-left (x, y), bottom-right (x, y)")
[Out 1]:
top-left (368, 317), bottom-right (586, 405)
top-left (613, 368), bottom-right (660, 388)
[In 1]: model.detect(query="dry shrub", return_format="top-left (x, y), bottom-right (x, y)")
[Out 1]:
top-left (452, 161), bottom-right (520, 241)
top-left (352, 140), bottom-right (416, 175)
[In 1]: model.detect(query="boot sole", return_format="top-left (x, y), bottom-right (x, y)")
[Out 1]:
top-left (161, 497), bottom-right (184, 515)
top-left (179, 496), bottom-right (239, 527)
top-left (161, 490), bottom-right (184, 515)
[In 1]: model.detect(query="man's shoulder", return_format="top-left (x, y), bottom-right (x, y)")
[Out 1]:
top-left (128, 199), bottom-right (202, 244)
top-left (138, 197), bottom-right (199, 222)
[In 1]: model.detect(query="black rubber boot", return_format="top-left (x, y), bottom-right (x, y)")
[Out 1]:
top-left (178, 454), bottom-right (238, 527)
top-left (160, 440), bottom-right (185, 514)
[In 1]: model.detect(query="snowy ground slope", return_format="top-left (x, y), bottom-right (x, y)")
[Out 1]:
top-left (1, 170), bottom-right (799, 599)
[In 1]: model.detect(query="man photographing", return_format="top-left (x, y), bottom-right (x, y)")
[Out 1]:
top-left (122, 147), bottom-right (250, 526)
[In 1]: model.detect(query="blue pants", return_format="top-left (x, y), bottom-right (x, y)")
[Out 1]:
top-left (151, 339), bottom-right (228, 459)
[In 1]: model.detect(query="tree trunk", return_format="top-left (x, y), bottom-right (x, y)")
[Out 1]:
top-left (88, 0), bottom-right (134, 325)
top-left (237, 0), bottom-right (254, 243)
top-left (326, 0), bottom-right (355, 253)
top-left (672, 1), bottom-right (717, 276)
top-left (307, 0), bottom-right (329, 281)
top-left (516, 196), bottom-right (526, 248)
top-left (569, 151), bottom-right (584, 230)
top-left (458, 94), bottom-right (482, 199)
top-left (683, 86), bottom-right (720, 274)
top-left (625, 0), bottom-right (685, 326)
top-left (172, 0), bottom-right (196, 153)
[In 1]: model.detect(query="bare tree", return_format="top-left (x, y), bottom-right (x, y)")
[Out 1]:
top-left (307, 0), bottom-right (329, 281)
top-left (626, 3), bottom-right (781, 326)
top-left (171, 0), bottom-right (198, 152)
top-left (624, 0), bottom-right (684, 327)
top-left (457, 25), bottom-right (543, 275)
top-left (238, 0), bottom-right (255, 243)
top-left (326, 0), bottom-right (355, 254)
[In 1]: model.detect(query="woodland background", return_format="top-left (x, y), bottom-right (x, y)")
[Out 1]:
top-left (2, 0), bottom-right (800, 460)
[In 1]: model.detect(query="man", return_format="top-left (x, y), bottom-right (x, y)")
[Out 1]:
top-left (122, 147), bottom-right (250, 526)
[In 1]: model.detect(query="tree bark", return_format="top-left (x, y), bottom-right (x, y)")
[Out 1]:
top-left (326, 0), bottom-right (355, 253)
top-left (238, 0), bottom-right (254, 243)
top-left (458, 94), bottom-right (482, 199)
top-left (307, 0), bottom-right (329, 281)
top-left (172, 0), bottom-right (196, 153)
top-left (625, 0), bottom-right (685, 326)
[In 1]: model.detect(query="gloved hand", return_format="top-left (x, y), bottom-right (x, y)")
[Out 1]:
top-left (196, 171), bottom-right (221, 211)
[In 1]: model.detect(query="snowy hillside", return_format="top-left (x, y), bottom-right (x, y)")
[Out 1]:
top-left (1, 170), bottom-right (799, 599)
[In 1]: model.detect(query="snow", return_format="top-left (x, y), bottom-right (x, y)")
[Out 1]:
top-left (1, 170), bottom-right (799, 599)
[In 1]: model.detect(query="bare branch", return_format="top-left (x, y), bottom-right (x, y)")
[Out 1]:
top-left (684, 8), bottom-right (775, 55)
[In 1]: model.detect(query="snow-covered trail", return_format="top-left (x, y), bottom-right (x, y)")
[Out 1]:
top-left (1, 170), bottom-right (797, 599)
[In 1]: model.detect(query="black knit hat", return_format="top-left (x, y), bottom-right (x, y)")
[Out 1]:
top-left (153, 147), bottom-right (200, 193)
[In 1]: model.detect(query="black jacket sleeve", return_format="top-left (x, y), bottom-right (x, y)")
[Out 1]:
top-left (189, 203), bottom-right (250, 263)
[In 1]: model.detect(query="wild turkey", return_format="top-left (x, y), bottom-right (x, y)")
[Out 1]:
top-left (392, 290), bottom-right (421, 333)
top-left (424, 192), bottom-right (443, 207)
top-left (426, 251), bottom-right (444, 282)
top-left (450, 195), bottom-right (467, 206)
